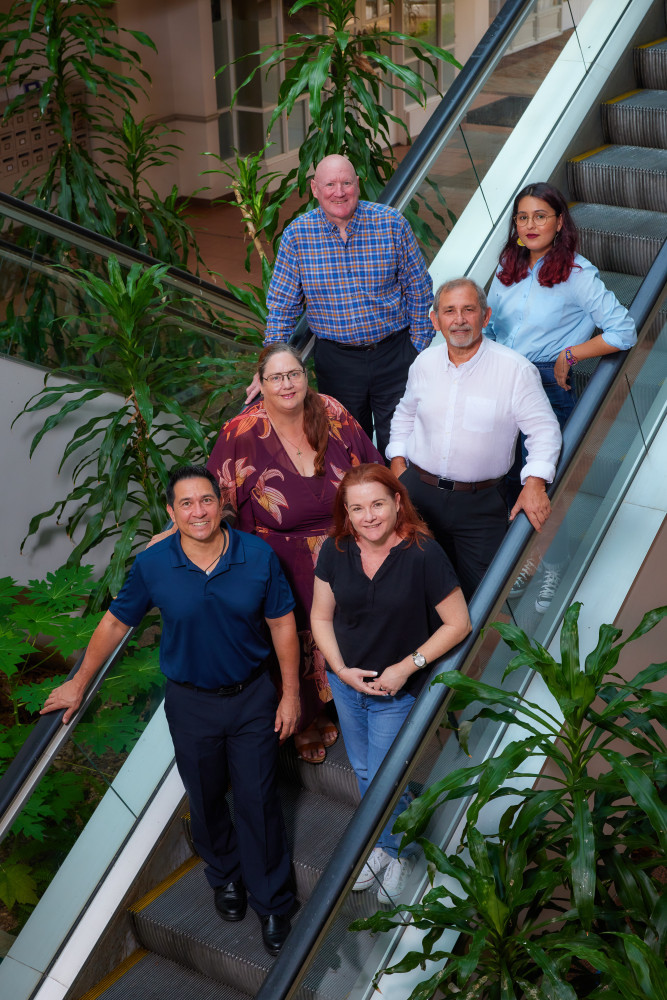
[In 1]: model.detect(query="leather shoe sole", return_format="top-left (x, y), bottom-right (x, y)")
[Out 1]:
top-left (214, 881), bottom-right (247, 922)
top-left (261, 913), bottom-right (291, 955)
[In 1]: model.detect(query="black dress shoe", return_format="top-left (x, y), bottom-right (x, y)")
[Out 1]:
top-left (214, 881), bottom-right (247, 922)
top-left (260, 913), bottom-right (291, 955)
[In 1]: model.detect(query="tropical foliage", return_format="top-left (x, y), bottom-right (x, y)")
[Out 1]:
top-left (13, 256), bottom-right (251, 610)
top-left (213, 0), bottom-right (459, 298)
top-left (352, 603), bottom-right (667, 999)
top-left (0, 565), bottom-right (162, 930)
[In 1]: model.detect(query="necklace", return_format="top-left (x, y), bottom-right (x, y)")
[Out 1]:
top-left (202, 532), bottom-right (227, 575)
top-left (270, 418), bottom-right (309, 457)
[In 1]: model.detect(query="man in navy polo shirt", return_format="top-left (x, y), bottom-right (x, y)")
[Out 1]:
top-left (42, 465), bottom-right (300, 956)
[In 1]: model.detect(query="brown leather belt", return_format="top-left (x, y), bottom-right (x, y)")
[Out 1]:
top-left (411, 463), bottom-right (504, 493)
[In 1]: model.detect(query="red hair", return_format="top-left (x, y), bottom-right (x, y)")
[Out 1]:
top-left (257, 343), bottom-right (330, 477)
top-left (496, 182), bottom-right (579, 288)
top-left (332, 464), bottom-right (432, 549)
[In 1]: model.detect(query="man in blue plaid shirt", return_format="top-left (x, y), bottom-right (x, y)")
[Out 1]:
top-left (246, 155), bottom-right (433, 458)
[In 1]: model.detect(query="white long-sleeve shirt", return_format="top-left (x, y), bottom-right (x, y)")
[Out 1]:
top-left (386, 337), bottom-right (561, 484)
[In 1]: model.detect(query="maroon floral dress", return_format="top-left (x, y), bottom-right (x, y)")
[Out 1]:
top-left (207, 394), bottom-right (383, 730)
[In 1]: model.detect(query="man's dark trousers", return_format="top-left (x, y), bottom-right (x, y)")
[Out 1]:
top-left (164, 671), bottom-right (293, 916)
top-left (401, 464), bottom-right (510, 601)
top-left (314, 329), bottom-right (418, 460)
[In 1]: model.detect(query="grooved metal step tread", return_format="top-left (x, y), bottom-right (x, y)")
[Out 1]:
top-left (131, 861), bottom-right (385, 1000)
top-left (567, 145), bottom-right (667, 212)
top-left (81, 949), bottom-right (253, 1000)
top-left (278, 731), bottom-right (360, 807)
top-left (570, 203), bottom-right (667, 276)
top-left (602, 89), bottom-right (667, 149)
top-left (634, 38), bottom-right (667, 90)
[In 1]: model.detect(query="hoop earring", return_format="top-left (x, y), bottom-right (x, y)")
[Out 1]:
top-left (553, 230), bottom-right (560, 245)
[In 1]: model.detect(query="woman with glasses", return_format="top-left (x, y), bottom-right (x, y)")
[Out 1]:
top-left (207, 344), bottom-right (382, 763)
top-left (487, 181), bottom-right (636, 609)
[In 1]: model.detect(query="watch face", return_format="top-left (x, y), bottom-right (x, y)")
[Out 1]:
top-left (413, 652), bottom-right (427, 668)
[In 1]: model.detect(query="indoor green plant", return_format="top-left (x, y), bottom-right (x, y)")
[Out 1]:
top-left (352, 603), bottom-right (667, 998)
top-left (13, 255), bottom-right (247, 610)
top-left (0, 565), bottom-right (162, 932)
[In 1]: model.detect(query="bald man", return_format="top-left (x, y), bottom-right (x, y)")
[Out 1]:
top-left (247, 155), bottom-right (433, 458)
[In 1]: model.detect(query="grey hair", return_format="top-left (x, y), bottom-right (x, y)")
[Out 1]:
top-left (433, 278), bottom-right (488, 313)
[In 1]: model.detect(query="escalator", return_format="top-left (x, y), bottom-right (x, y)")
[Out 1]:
top-left (0, 1), bottom-right (666, 998)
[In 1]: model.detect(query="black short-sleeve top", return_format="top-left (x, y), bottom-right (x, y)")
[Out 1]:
top-left (314, 534), bottom-right (460, 697)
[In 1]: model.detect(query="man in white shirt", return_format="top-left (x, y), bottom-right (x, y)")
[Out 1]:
top-left (386, 278), bottom-right (561, 599)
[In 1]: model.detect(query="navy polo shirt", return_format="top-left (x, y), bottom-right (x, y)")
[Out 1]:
top-left (109, 528), bottom-right (295, 687)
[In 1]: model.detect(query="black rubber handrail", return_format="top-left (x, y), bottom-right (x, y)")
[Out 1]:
top-left (380, 0), bottom-right (535, 209)
top-left (253, 238), bottom-right (667, 1000)
top-left (0, 190), bottom-right (253, 316)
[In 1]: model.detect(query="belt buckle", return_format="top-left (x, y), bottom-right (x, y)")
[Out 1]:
top-left (437, 477), bottom-right (455, 491)
top-left (217, 682), bottom-right (243, 697)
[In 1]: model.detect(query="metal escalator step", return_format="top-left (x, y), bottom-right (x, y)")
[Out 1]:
top-left (129, 787), bottom-right (369, 997)
top-left (601, 89), bottom-right (667, 148)
top-left (567, 145), bottom-right (667, 212)
top-left (278, 732), bottom-right (360, 808)
top-left (570, 202), bottom-right (667, 276)
top-left (598, 270), bottom-right (644, 307)
top-left (81, 949), bottom-right (253, 1000)
top-left (634, 38), bottom-right (667, 90)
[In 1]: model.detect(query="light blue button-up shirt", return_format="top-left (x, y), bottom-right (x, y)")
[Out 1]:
top-left (486, 254), bottom-right (636, 363)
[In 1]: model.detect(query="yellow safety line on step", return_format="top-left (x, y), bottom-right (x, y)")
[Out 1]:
top-left (128, 855), bottom-right (200, 913)
top-left (635, 36), bottom-right (667, 48)
top-left (78, 949), bottom-right (148, 1000)
top-left (569, 144), bottom-right (611, 162)
top-left (604, 89), bottom-right (642, 104)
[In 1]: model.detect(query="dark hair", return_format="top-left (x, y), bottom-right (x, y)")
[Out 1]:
top-left (433, 277), bottom-right (487, 313)
top-left (332, 463), bottom-right (432, 549)
top-left (257, 343), bottom-right (330, 477)
top-left (496, 182), bottom-right (578, 288)
top-left (166, 464), bottom-right (220, 507)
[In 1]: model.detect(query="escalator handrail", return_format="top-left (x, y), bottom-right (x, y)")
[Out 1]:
top-left (379, 0), bottom-right (535, 211)
top-left (253, 239), bottom-right (667, 1000)
top-left (0, 190), bottom-right (254, 316)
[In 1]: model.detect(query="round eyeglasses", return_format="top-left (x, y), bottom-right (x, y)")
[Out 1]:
top-left (262, 369), bottom-right (307, 386)
top-left (514, 212), bottom-right (558, 227)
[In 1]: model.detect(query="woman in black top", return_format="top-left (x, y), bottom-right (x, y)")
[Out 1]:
top-left (311, 464), bottom-right (470, 902)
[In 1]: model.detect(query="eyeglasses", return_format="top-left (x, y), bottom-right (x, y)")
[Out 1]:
top-left (262, 369), bottom-right (306, 386)
top-left (514, 212), bottom-right (558, 227)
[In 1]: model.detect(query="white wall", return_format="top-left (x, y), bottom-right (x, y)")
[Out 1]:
top-left (1, 357), bottom-right (119, 586)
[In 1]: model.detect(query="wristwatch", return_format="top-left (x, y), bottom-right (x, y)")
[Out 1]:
top-left (412, 650), bottom-right (427, 669)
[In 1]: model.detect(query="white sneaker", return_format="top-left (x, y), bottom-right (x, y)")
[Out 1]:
top-left (352, 847), bottom-right (391, 891)
top-left (509, 557), bottom-right (539, 598)
top-left (377, 856), bottom-right (414, 902)
top-left (535, 563), bottom-right (562, 614)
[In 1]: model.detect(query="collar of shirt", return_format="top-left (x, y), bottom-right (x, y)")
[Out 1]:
top-left (316, 202), bottom-right (365, 241)
top-left (169, 524), bottom-right (243, 577)
top-left (441, 332), bottom-right (490, 374)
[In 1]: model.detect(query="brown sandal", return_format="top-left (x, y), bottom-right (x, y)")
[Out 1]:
top-left (294, 725), bottom-right (326, 764)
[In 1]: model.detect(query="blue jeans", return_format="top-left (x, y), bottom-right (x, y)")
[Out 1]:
top-left (329, 671), bottom-right (415, 858)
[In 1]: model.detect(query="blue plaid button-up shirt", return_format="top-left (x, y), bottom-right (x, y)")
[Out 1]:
top-left (265, 201), bottom-right (434, 351)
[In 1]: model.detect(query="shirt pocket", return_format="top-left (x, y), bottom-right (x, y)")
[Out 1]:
top-left (462, 396), bottom-right (496, 433)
